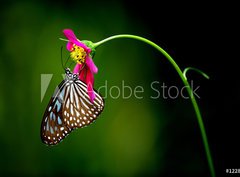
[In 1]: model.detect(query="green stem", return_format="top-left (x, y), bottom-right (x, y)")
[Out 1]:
top-left (183, 67), bottom-right (210, 80)
top-left (94, 35), bottom-right (215, 177)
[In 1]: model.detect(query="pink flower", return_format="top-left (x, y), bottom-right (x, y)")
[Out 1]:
top-left (63, 29), bottom-right (98, 102)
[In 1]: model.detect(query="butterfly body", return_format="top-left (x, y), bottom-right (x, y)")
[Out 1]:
top-left (41, 68), bottom-right (104, 145)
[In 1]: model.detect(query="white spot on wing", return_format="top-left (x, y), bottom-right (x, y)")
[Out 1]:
top-left (70, 104), bottom-right (74, 116)
top-left (70, 85), bottom-right (74, 103)
top-left (66, 99), bottom-right (70, 109)
top-left (76, 110), bottom-right (80, 117)
top-left (81, 109), bottom-right (85, 115)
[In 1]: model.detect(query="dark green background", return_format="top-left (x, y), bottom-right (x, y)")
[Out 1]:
top-left (0, 0), bottom-right (238, 177)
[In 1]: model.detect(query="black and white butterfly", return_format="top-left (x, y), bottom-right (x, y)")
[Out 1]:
top-left (41, 68), bottom-right (104, 145)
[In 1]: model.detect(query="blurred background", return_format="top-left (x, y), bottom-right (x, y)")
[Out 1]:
top-left (0, 0), bottom-right (238, 177)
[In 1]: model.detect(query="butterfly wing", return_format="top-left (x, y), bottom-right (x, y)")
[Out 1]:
top-left (41, 80), bottom-right (72, 145)
top-left (41, 69), bottom-right (104, 146)
top-left (62, 79), bottom-right (104, 129)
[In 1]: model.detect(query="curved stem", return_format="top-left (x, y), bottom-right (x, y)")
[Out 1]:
top-left (94, 35), bottom-right (215, 177)
top-left (183, 67), bottom-right (210, 80)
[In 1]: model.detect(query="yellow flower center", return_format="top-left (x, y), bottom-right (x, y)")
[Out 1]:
top-left (70, 44), bottom-right (87, 64)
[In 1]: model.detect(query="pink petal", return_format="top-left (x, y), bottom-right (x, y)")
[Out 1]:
top-left (86, 69), bottom-right (95, 102)
top-left (87, 83), bottom-right (95, 103)
top-left (63, 29), bottom-right (91, 53)
top-left (86, 68), bottom-right (94, 87)
top-left (79, 66), bottom-right (87, 81)
top-left (73, 63), bottom-right (82, 74)
top-left (66, 42), bottom-right (74, 51)
top-left (63, 29), bottom-right (78, 42)
top-left (86, 56), bottom-right (98, 73)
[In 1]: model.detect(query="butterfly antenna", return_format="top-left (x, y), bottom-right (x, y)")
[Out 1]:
top-left (60, 46), bottom-right (65, 70)
top-left (68, 60), bottom-right (74, 68)
top-left (65, 55), bottom-right (70, 68)
top-left (61, 46), bottom-right (72, 70)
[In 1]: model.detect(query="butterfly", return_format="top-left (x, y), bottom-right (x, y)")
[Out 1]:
top-left (41, 68), bottom-right (104, 145)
